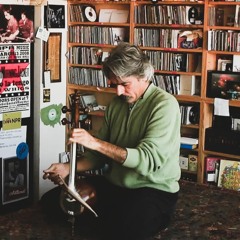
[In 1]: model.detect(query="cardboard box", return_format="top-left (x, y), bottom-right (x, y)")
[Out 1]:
top-left (188, 155), bottom-right (198, 172)
top-left (179, 156), bottom-right (188, 170)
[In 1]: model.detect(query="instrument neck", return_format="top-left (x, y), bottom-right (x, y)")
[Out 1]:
top-left (68, 142), bottom-right (77, 191)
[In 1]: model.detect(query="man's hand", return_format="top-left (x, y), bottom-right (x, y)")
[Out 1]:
top-left (43, 163), bottom-right (70, 185)
top-left (0, 36), bottom-right (6, 43)
top-left (70, 128), bottom-right (127, 164)
top-left (69, 128), bottom-right (98, 151)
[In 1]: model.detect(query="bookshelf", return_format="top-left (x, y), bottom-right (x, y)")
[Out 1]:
top-left (67, 0), bottom-right (132, 137)
top-left (66, 0), bottom-right (240, 185)
top-left (202, 0), bottom-right (240, 186)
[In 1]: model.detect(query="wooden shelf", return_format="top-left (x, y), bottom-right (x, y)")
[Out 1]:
top-left (203, 97), bottom-right (240, 107)
top-left (204, 150), bottom-right (240, 160)
top-left (181, 124), bottom-right (199, 129)
top-left (88, 110), bottom-right (105, 117)
top-left (135, 24), bottom-right (204, 28)
top-left (68, 84), bottom-right (116, 94)
top-left (136, 1), bottom-right (205, 5)
top-left (208, 1), bottom-right (240, 5)
top-left (66, 0), bottom-right (240, 185)
top-left (181, 169), bottom-right (198, 175)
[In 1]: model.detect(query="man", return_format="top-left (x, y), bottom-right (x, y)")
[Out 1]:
top-left (0, 8), bottom-right (19, 43)
top-left (18, 11), bottom-right (34, 42)
top-left (42, 42), bottom-right (181, 240)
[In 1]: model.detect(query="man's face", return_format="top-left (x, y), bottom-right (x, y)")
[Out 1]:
top-left (21, 14), bottom-right (26, 21)
top-left (110, 76), bottom-right (148, 103)
top-left (4, 12), bottom-right (10, 20)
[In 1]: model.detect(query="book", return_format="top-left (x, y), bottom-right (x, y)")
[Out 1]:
top-left (215, 8), bottom-right (224, 26)
top-left (205, 157), bottom-right (220, 183)
top-left (98, 9), bottom-right (114, 22)
top-left (179, 156), bottom-right (188, 170)
top-left (179, 75), bottom-right (196, 96)
top-left (188, 154), bottom-right (197, 172)
top-left (90, 48), bottom-right (102, 65)
top-left (185, 6), bottom-right (192, 25)
top-left (186, 6), bottom-right (198, 24)
top-left (181, 137), bottom-right (198, 145)
top-left (232, 55), bottom-right (240, 72)
top-left (111, 27), bottom-right (126, 45)
top-left (180, 105), bottom-right (194, 125)
top-left (237, 32), bottom-right (240, 52)
top-left (98, 9), bottom-right (129, 23)
top-left (234, 5), bottom-right (240, 27)
top-left (174, 53), bottom-right (187, 72)
top-left (232, 118), bottom-right (240, 131)
top-left (185, 106), bottom-right (194, 125)
top-left (217, 58), bottom-right (233, 71)
top-left (187, 53), bottom-right (199, 72)
top-left (217, 159), bottom-right (240, 191)
top-left (207, 30), bottom-right (213, 50)
top-left (110, 9), bottom-right (129, 23)
top-left (180, 143), bottom-right (198, 149)
top-left (101, 51), bottom-right (109, 63)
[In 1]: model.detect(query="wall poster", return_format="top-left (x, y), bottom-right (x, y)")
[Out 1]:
top-left (0, 43), bottom-right (31, 121)
top-left (0, 5), bottom-right (33, 208)
top-left (0, 5), bottom-right (34, 43)
top-left (0, 126), bottom-right (29, 205)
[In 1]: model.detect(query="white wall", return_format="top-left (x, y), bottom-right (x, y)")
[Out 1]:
top-left (33, 0), bottom-right (67, 200)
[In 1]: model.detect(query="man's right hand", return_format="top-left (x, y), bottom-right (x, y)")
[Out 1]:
top-left (43, 163), bottom-right (70, 185)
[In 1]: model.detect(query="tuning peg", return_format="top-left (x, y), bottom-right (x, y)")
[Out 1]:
top-left (61, 118), bottom-right (71, 125)
top-left (62, 106), bottom-right (71, 114)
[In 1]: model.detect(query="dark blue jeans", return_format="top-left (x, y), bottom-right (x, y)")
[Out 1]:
top-left (41, 177), bottom-right (179, 240)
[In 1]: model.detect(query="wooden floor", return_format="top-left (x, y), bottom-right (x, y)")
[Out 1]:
top-left (0, 180), bottom-right (240, 240)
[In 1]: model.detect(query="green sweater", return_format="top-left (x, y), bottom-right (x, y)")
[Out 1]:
top-left (85, 83), bottom-right (181, 193)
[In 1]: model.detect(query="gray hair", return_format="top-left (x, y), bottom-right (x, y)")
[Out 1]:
top-left (102, 42), bottom-right (154, 82)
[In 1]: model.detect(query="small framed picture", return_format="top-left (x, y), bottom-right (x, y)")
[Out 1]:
top-left (2, 156), bottom-right (29, 205)
top-left (43, 33), bottom-right (62, 82)
top-left (207, 71), bottom-right (240, 99)
top-left (217, 159), bottom-right (240, 191)
top-left (44, 5), bottom-right (65, 29)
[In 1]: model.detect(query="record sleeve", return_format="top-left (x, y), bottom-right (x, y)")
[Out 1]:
top-left (84, 6), bottom-right (97, 22)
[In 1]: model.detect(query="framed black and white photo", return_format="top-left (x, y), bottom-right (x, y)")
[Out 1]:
top-left (44, 5), bottom-right (65, 29)
top-left (2, 156), bottom-right (29, 205)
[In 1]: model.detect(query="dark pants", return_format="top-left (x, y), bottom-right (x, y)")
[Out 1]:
top-left (41, 177), bottom-right (178, 240)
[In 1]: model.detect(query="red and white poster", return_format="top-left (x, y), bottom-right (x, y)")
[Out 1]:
top-left (0, 43), bottom-right (31, 120)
